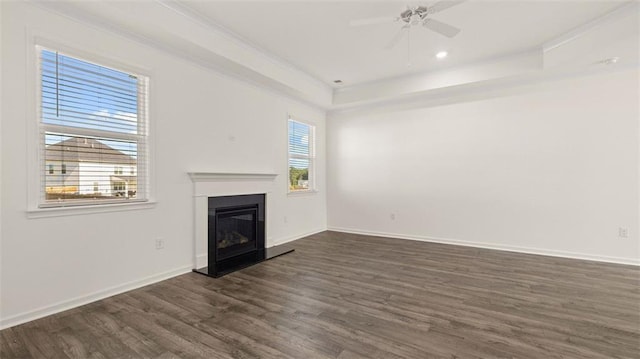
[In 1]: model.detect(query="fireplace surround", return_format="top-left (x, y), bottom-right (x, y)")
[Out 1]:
top-left (189, 172), bottom-right (293, 278)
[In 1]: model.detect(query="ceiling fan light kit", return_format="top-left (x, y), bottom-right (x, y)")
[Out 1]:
top-left (400, 6), bottom-right (429, 25)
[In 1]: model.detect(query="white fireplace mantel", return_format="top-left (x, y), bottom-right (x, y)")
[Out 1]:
top-left (188, 172), bottom-right (278, 269)
top-left (188, 172), bottom-right (278, 182)
top-left (188, 172), bottom-right (278, 197)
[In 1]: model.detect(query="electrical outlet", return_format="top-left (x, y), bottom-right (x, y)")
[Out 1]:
top-left (284, 216), bottom-right (288, 224)
top-left (155, 238), bottom-right (165, 250)
top-left (390, 213), bottom-right (396, 220)
top-left (618, 227), bottom-right (629, 238)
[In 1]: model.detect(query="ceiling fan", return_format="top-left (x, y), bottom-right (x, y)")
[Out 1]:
top-left (350, 1), bottom-right (465, 50)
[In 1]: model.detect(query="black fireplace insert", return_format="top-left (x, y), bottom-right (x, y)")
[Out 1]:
top-left (206, 194), bottom-right (265, 277)
top-left (192, 193), bottom-right (294, 278)
top-left (215, 205), bottom-right (258, 260)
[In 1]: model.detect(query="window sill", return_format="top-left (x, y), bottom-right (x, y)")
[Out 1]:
top-left (27, 200), bottom-right (157, 219)
top-left (287, 189), bottom-right (319, 197)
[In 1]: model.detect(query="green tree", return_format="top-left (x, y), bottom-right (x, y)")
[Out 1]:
top-left (289, 167), bottom-right (308, 189)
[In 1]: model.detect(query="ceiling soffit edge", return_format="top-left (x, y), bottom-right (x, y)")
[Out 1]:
top-left (157, 0), bottom-right (332, 92)
top-left (332, 48), bottom-right (544, 102)
top-left (327, 63), bottom-right (639, 119)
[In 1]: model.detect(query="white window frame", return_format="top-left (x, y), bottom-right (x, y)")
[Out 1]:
top-left (287, 116), bottom-right (316, 194)
top-left (27, 38), bottom-right (154, 217)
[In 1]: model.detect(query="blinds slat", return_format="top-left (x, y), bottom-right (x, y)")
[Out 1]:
top-left (42, 76), bottom-right (140, 105)
top-left (40, 60), bottom-right (133, 82)
top-left (40, 57), bottom-right (137, 85)
top-left (44, 76), bottom-right (140, 102)
top-left (42, 84), bottom-right (139, 110)
top-left (42, 109), bottom-right (138, 130)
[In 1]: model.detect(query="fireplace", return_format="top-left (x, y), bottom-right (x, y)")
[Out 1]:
top-left (189, 172), bottom-right (294, 279)
top-left (203, 194), bottom-right (265, 277)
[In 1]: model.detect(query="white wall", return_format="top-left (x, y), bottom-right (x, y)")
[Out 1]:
top-left (0, 2), bottom-right (326, 328)
top-left (0, 0), bottom-right (4, 327)
top-left (328, 67), bottom-right (639, 264)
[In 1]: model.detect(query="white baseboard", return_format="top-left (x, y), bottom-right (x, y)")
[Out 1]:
top-left (328, 226), bottom-right (640, 266)
top-left (269, 227), bottom-right (326, 247)
top-left (0, 265), bottom-right (192, 330)
top-left (195, 227), bottom-right (327, 267)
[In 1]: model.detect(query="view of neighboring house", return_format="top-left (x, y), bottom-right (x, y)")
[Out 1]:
top-left (45, 137), bottom-right (137, 199)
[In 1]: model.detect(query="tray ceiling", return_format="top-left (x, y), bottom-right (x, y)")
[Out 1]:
top-left (179, 1), bottom-right (626, 86)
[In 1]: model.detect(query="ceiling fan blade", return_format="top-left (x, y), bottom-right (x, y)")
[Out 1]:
top-left (428, 0), bottom-right (466, 14)
top-left (385, 26), bottom-right (408, 49)
top-left (350, 17), bottom-right (398, 27)
top-left (423, 18), bottom-right (461, 38)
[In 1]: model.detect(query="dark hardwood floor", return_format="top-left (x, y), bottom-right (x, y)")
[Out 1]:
top-left (2, 231), bottom-right (639, 358)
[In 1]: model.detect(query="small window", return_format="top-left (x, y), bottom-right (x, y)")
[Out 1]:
top-left (112, 181), bottom-right (126, 191)
top-left (38, 47), bottom-right (149, 207)
top-left (288, 117), bottom-right (315, 192)
top-left (48, 164), bottom-right (54, 174)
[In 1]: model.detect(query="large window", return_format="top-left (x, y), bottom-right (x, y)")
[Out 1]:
top-left (288, 117), bottom-right (315, 192)
top-left (38, 47), bottom-right (148, 207)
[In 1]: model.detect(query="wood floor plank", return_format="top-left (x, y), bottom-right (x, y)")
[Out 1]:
top-left (0, 325), bottom-right (32, 358)
top-left (1, 231), bottom-right (638, 358)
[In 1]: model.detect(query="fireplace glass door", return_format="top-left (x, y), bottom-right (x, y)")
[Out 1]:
top-left (215, 205), bottom-right (258, 261)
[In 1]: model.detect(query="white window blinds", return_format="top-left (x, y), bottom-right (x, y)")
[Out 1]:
top-left (38, 47), bottom-right (149, 207)
top-left (288, 118), bottom-right (315, 192)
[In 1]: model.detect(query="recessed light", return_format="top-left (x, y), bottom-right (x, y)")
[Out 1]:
top-left (601, 57), bottom-right (620, 65)
top-left (436, 51), bottom-right (448, 59)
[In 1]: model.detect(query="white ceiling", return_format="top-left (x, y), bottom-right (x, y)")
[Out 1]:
top-left (180, 0), bottom-right (627, 87)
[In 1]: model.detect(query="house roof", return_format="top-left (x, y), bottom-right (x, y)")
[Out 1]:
top-left (46, 137), bottom-right (136, 165)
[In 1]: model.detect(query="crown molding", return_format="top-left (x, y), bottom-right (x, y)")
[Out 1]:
top-left (543, 1), bottom-right (639, 53)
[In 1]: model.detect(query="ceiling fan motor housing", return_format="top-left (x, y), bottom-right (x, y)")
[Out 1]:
top-left (400, 6), bottom-right (429, 25)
